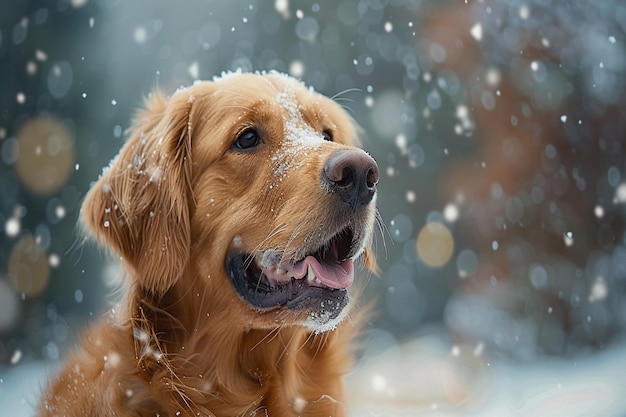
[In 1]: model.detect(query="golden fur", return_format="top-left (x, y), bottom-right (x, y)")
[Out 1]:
top-left (39, 72), bottom-right (378, 416)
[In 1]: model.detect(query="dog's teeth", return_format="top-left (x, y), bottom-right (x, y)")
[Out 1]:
top-left (307, 265), bottom-right (315, 282)
top-left (276, 267), bottom-right (286, 275)
top-left (315, 278), bottom-right (322, 285)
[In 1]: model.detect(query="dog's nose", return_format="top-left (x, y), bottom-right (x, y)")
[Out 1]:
top-left (323, 150), bottom-right (379, 208)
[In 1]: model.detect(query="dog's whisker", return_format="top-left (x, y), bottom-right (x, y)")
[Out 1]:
top-left (306, 330), bottom-right (326, 362)
top-left (242, 224), bottom-right (290, 270)
top-left (249, 327), bottom-right (281, 352)
top-left (330, 87), bottom-right (363, 101)
top-left (281, 233), bottom-right (301, 262)
top-left (332, 97), bottom-right (355, 104)
top-left (330, 88), bottom-right (362, 116)
top-left (282, 210), bottom-right (323, 258)
top-left (191, 285), bottom-right (210, 336)
top-left (254, 268), bottom-right (264, 294)
top-left (243, 253), bottom-right (256, 270)
top-left (299, 330), bottom-right (324, 359)
top-left (374, 209), bottom-right (389, 260)
top-left (276, 329), bottom-right (302, 365)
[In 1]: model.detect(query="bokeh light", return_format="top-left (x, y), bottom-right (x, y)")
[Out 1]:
top-left (416, 222), bottom-right (454, 268)
top-left (14, 116), bottom-right (74, 196)
top-left (8, 234), bottom-right (50, 298)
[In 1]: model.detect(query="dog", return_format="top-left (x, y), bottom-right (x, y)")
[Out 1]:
top-left (39, 72), bottom-right (379, 416)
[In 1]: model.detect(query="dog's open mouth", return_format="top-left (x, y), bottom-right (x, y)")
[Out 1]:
top-left (225, 227), bottom-right (357, 313)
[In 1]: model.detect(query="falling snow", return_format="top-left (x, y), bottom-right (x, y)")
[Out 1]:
top-left (470, 23), bottom-right (483, 41)
top-left (133, 26), bottom-right (147, 44)
top-left (10, 350), bottom-right (22, 365)
top-left (4, 1), bottom-right (626, 415)
top-left (5, 217), bottom-right (21, 237)
top-left (443, 204), bottom-right (459, 223)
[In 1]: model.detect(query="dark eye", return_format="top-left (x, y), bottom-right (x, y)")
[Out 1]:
top-left (235, 128), bottom-right (261, 150)
top-left (323, 130), bottom-right (333, 142)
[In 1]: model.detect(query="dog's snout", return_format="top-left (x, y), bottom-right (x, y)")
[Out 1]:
top-left (323, 150), bottom-right (379, 208)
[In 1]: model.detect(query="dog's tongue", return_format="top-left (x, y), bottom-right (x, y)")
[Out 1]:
top-left (263, 257), bottom-right (354, 289)
top-left (296, 256), bottom-right (354, 289)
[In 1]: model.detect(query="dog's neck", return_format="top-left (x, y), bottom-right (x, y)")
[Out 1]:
top-left (126, 277), bottom-right (353, 415)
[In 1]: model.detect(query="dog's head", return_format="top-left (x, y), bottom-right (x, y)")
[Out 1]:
top-left (83, 72), bottom-right (378, 332)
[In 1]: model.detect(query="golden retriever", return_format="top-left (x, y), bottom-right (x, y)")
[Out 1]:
top-left (39, 72), bottom-right (379, 416)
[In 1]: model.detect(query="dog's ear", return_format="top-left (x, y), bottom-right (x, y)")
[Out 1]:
top-left (82, 90), bottom-right (194, 294)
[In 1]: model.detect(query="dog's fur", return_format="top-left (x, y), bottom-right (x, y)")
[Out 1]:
top-left (39, 72), bottom-right (378, 416)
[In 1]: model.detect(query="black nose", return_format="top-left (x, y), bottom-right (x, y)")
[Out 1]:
top-left (322, 150), bottom-right (379, 208)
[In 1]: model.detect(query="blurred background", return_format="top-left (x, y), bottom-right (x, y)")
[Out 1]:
top-left (2, 0), bottom-right (626, 415)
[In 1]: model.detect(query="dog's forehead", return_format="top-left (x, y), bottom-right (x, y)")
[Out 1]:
top-left (274, 89), bottom-right (325, 144)
top-left (261, 76), bottom-right (331, 179)
top-left (209, 73), bottom-right (344, 132)
top-left (213, 72), bottom-right (328, 121)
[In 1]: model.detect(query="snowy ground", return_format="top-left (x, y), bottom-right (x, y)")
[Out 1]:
top-left (3, 334), bottom-right (626, 416)
top-left (347, 335), bottom-right (626, 417)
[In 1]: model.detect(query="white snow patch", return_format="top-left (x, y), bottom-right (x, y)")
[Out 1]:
top-left (615, 183), bottom-right (626, 203)
top-left (26, 61), bottom-right (37, 75)
top-left (35, 49), bottom-right (48, 61)
top-left (456, 105), bottom-right (474, 131)
top-left (444, 204), bottom-right (459, 223)
top-left (271, 88), bottom-right (325, 180)
top-left (395, 134), bottom-right (407, 154)
top-left (470, 23), bottom-right (483, 41)
top-left (48, 253), bottom-right (60, 268)
top-left (5, 217), bottom-right (20, 237)
top-left (485, 68), bottom-right (501, 87)
top-left (146, 165), bottom-right (162, 183)
top-left (519, 4), bottom-right (530, 19)
top-left (275, 0), bottom-right (290, 19)
top-left (70, 0), bottom-right (88, 8)
top-left (134, 26), bottom-right (147, 44)
top-left (288, 60), bottom-right (305, 77)
top-left (188, 62), bottom-right (199, 79)
top-left (10, 350), bottom-right (22, 365)
top-left (348, 334), bottom-right (626, 416)
top-left (293, 397), bottom-right (307, 413)
top-left (304, 300), bottom-right (347, 333)
top-left (594, 205), bottom-right (605, 218)
top-left (589, 277), bottom-right (608, 302)
top-left (563, 231), bottom-right (574, 247)
top-left (372, 374), bottom-right (387, 392)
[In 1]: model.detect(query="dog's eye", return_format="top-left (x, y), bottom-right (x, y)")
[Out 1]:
top-left (235, 129), bottom-right (261, 150)
top-left (323, 130), bottom-right (333, 142)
